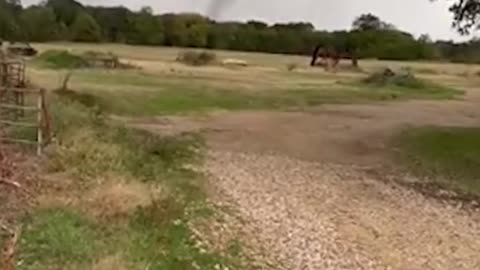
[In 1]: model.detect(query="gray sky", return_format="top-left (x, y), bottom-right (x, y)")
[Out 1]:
top-left (23, 0), bottom-right (472, 41)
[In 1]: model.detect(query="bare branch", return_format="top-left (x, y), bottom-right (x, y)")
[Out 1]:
top-left (0, 179), bottom-right (21, 189)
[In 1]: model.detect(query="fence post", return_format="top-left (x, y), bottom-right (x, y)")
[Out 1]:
top-left (37, 89), bottom-right (43, 155)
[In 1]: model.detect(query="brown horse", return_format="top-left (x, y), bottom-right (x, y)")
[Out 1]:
top-left (310, 45), bottom-right (358, 71)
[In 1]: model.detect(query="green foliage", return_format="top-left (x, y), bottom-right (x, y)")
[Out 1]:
top-left (352, 13), bottom-right (394, 31)
top-left (35, 49), bottom-right (89, 69)
top-left (394, 127), bottom-right (480, 196)
top-left (0, 1), bottom-right (19, 40)
top-left (19, 208), bottom-right (101, 270)
top-left (46, 0), bottom-right (84, 26)
top-left (128, 8), bottom-right (164, 45)
top-left (20, 6), bottom-right (59, 41)
top-left (70, 11), bottom-right (101, 42)
top-left (0, 0), bottom-right (477, 63)
top-left (176, 50), bottom-right (217, 66)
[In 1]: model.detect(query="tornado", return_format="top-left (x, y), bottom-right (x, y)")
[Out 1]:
top-left (207, 0), bottom-right (234, 18)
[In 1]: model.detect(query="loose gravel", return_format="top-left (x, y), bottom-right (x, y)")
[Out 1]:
top-left (203, 150), bottom-right (480, 270)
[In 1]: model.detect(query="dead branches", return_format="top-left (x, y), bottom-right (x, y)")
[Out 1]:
top-left (0, 179), bottom-right (20, 189)
top-left (0, 224), bottom-right (20, 270)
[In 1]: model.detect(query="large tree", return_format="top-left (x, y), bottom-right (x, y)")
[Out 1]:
top-left (21, 6), bottom-right (59, 41)
top-left (352, 13), bottom-right (394, 31)
top-left (128, 6), bottom-right (164, 45)
top-left (447, 0), bottom-right (480, 34)
top-left (70, 11), bottom-right (101, 42)
top-left (0, 0), bottom-right (22, 40)
top-left (46, 0), bottom-right (83, 26)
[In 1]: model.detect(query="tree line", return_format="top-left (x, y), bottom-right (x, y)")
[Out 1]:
top-left (1, 0), bottom-right (480, 63)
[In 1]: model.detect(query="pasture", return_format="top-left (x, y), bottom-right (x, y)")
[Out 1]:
top-left (6, 43), bottom-right (480, 270)
top-left (29, 42), bottom-right (472, 115)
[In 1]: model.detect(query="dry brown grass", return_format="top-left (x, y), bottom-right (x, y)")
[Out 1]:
top-left (91, 255), bottom-right (128, 270)
top-left (37, 172), bottom-right (167, 220)
top-left (84, 179), bottom-right (160, 219)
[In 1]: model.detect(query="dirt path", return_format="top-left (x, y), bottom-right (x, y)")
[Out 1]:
top-left (129, 96), bottom-right (480, 166)
top-left (127, 95), bottom-right (480, 270)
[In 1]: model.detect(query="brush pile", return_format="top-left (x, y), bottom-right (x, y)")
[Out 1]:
top-left (0, 142), bottom-right (39, 270)
top-left (0, 145), bottom-right (22, 270)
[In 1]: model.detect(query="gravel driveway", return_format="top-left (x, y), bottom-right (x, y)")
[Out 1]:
top-left (203, 150), bottom-right (480, 270)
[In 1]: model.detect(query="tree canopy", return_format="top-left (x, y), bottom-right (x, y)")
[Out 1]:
top-left (0, 0), bottom-right (480, 63)
top-left (448, 0), bottom-right (480, 34)
top-left (352, 13), bottom-right (395, 31)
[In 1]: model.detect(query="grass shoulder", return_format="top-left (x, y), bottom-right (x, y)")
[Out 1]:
top-left (17, 98), bottom-right (255, 270)
top-left (393, 126), bottom-right (480, 197)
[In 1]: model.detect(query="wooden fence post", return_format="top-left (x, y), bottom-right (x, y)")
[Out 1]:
top-left (36, 89), bottom-right (43, 155)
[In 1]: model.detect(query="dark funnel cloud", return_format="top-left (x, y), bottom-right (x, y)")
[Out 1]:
top-left (207, 0), bottom-right (234, 18)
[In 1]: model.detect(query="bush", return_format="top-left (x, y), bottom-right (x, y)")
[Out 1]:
top-left (364, 68), bottom-right (425, 89)
top-left (36, 50), bottom-right (89, 69)
top-left (176, 50), bottom-right (216, 66)
top-left (286, 63), bottom-right (298, 72)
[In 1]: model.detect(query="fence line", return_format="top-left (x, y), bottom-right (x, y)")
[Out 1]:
top-left (0, 88), bottom-right (51, 155)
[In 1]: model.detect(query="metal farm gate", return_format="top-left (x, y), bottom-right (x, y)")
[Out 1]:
top-left (0, 59), bottom-right (51, 155)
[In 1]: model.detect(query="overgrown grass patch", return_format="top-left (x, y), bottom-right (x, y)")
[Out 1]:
top-left (35, 50), bottom-right (89, 69)
top-left (59, 69), bottom-right (463, 116)
top-left (359, 68), bottom-right (462, 100)
top-left (177, 50), bottom-right (217, 66)
top-left (394, 127), bottom-right (480, 196)
top-left (30, 65), bottom-right (464, 118)
top-left (19, 208), bottom-right (102, 270)
top-left (17, 98), bottom-right (247, 269)
top-left (95, 84), bottom-right (462, 116)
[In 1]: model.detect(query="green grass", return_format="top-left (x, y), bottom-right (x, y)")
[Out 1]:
top-left (16, 99), bottom-right (249, 270)
top-left (67, 68), bottom-right (462, 115)
top-left (19, 208), bottom-right (102, 270)
top-left (29, 63), bottom-right (464, 117)
top-left (394, 127), bottom-right (480, 196)
top-left (48, 70), bottom-right (461, 116)
top-left (88, 85), bottom-right (461, 116)
top-left (34, 50), bottom-right (89, 69)
top-left (353, 70), bottom-right (463, 100)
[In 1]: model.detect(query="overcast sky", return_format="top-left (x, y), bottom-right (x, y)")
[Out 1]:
top-left (22, 0), bottom-right (473, 41)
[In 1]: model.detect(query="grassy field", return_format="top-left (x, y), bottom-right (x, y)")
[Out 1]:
top-left (6, 42), bottom-right (480, 269)
top-left (27, 42), bottom-right (471, 116)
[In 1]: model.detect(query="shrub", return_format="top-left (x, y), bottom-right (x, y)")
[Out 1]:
top-left (286, 63), bottom-right (298, 72)
top-left (176, 50), bottom-right (216, 66)
top-left (36, 50), bottom-right (89, 69)
top-left (364, 68), bottom-right (425, 89)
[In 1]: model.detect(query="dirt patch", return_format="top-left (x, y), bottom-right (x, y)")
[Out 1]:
top-left (127, 96), bottom-right (480, 167)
